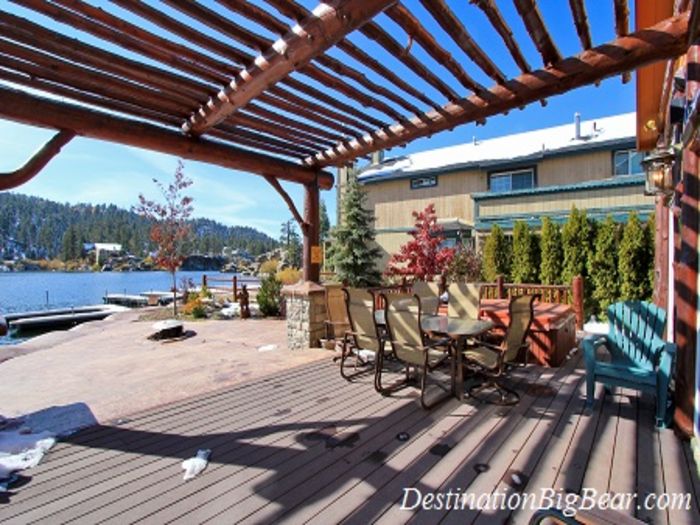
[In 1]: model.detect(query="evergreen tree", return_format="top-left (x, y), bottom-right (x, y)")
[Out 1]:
top-left (562, 205), bottom-right (591, 285)
top-left (539, 217), bottom-right (563, 284)
top-left (589, 215), bottom-right (620, 317)
top-left (320, 200), bottom-right (331, 243)
top-left (257, 272), bottom-right (283, 316)
top-left (619, 212), bottom-right (653, 301)
top-left (279, 219), bottom-right (302, 269)
top-left (646, 213), bottom-right (656, 301)
top-left (330, 175), bottom-right (382, 286)
top-left (511, 221), bottom-right (537, 283)
top-left (481, 224), bottom-right (511, 281)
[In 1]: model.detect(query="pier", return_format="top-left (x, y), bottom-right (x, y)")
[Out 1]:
top-left (4, 305), bottom-right (127, 334)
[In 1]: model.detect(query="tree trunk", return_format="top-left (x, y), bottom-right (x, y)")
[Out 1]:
top-left (172, 271), bottom-right (178, 317)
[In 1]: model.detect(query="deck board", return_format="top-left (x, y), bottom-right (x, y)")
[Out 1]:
top-left (0, 354), bottom-right (695, 524)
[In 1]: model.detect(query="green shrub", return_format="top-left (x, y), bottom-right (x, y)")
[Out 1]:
top-left (646, 213), bottom-right (656, 300)
top-left (257, 272), bottom-right (283, 316)
top-left (511, 221), bottom-right (538, 283)
top-left (562, 205), bottom-right (592, 285)
top-left (539, 217), bottom-right (562, 284)
top-left (619, 212), bottom-right (653, 301)
top-left (589, 215), bottom-right (620, 317)
top-left (481, 224), bottom-right (511, 281)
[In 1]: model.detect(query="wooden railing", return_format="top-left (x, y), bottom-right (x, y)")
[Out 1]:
top-left (202, 275), bottom-right (259, 301)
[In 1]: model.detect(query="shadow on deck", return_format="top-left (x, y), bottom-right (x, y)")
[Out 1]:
top-left (1, 354), bottom-right (699, 524)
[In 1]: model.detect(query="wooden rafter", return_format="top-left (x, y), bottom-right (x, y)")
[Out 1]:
top-left (613, 0), bottom-right (632, 83)
top-left (513, 0), bottom-right (562, 67)
top-left (309, 12), bottom-right (690, 166)
top-left (264, 0), bottom-right (443, 110)
top-left (568, 0), bottom-right (592, 50)
top-left (385, 5), bottom-right (491, 97)
top-left (0, 86), bottom-right (333, 188)
top-left (183, 0), bottom-right (397, 135)
top-left (0, 130), bottom-right (75, 191)
top-left (418, 0), bottom-right (506, 84)
top-left (470, 0), bottom-right (531, 73)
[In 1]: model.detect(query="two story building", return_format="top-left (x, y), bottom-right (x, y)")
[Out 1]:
top-left (351, 112), bottom-right (654, 268)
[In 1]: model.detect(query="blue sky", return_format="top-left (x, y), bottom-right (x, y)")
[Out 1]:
top-left (0, 1), bottom-right (636, 238)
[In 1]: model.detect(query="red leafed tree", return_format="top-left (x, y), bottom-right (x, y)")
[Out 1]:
top-left (386, 204), bottom-right (455, 282)
top-left (134, 161), bottom-right (193, 316)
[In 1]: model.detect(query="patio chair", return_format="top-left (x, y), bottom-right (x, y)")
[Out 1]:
top-left (583, 301), bottom-right (675, 428)
top-left (340, 288), bottom-right (386, 387)
top-left (447, 282), bottom-right (481, 319)
top-left (378, 293), bottom-right (454, 409)
top-left (324, 285), bottom-right (350, 345)
top-left (462, 294), bottom-right (536, 405)
top-left (412, 280), bottom-right (441, 316)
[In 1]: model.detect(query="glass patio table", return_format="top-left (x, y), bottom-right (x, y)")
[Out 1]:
top-left (375, 311), bottom-right (494, 401)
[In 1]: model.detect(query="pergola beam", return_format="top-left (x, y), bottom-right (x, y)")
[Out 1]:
top-left (0, 86), bottom-right (333, 189)
top-left (568, 0), bottom-right (592, 50)
top-left (184, 0), bottom-right (397, 135)
top-left (0, 130), bottom-right (75, 191)
top-left (470, 0), bottom-right (531, 73)
top-left (309, 12), bottom-right (691, 167)
top-left (613, 0), bottom-right (632, 82)
top-left (513, 0), bottom-right (562, 66)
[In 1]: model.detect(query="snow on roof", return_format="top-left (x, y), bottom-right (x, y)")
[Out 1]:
top-left (358, 113), bottom-right (636, 182)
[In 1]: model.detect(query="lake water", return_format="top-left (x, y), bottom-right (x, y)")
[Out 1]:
top-left (0, 271), bottom-right (241, 345)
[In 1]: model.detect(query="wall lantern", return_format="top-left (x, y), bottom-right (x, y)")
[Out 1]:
top-left (642, 148), bottom-right (676, 196)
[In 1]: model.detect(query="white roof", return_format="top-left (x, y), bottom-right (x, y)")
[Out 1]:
top-left (359, 113), bottom-right (636, 181)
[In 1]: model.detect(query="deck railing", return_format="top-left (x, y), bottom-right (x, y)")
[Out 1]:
top-left (201, 275), bottom-right (259, 301)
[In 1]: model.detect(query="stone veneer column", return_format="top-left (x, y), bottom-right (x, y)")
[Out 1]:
top-left (282, 281), bottom-right (326, 350)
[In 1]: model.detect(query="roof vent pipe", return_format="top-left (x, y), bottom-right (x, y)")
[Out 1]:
top-left (574, 112), bottom-right (581, 139)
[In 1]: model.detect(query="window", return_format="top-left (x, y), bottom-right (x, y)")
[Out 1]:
top-left (613, 149), bottom-right (644, 176)
top-left (410, 175), bottom-right (437, 189)
top-left (488, 168), bottom-right (535, 193)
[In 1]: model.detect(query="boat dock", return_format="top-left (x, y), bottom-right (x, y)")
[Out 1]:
top-left (103, 292), bottom-right (182, 307)
top-left (4, 305), bottom-right (127, 334)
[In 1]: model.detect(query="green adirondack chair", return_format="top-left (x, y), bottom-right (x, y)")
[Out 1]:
top-left (583, 301), bottom-right (675, 428)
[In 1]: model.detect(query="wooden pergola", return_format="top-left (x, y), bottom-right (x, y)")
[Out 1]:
top-left (0, 0), bottom-right (692, 284)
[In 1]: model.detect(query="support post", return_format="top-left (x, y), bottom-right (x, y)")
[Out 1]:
top-left (496, 274), bottom-right (505, 299)
top-left (653, 196), bottom-right (670, 314)
top-left (674, 40), bottom-right (700, 438)
top-left (303, 178), bottom-right (321, 283)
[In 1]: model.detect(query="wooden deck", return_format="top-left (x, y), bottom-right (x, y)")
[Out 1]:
top-left (1, 354), bottom-right (699, 524)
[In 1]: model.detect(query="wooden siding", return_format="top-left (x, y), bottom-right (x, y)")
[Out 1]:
top-left (477, 185), bottom-right (654, 218)
top-left (365, 170), bottom-right (485, 229)
top-left (1, 355), bottom-right (698, 524)
top-left (537, 150), bottom-right (614, 185)
top-left (375, 231), bottom-right (410, 268)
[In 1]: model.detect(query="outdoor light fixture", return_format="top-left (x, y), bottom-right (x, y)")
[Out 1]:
top-left (642, 147), bottom-right (676, 196)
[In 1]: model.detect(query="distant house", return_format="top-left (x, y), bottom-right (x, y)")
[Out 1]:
top-left (83, 242), bottom-right (123, 264)
top-left (347, 112), bottom-right (653, 268)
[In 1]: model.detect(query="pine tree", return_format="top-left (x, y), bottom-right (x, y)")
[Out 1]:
top-left (330, 175), bottom-right (382, 286)
top-left (385, 203), bottom-right (455, 281)
top-left (562, 205), bottom-right (591, 285)
top-left (511, 221), bottom-right (537, 283)
top-left (539, 217), bottom-right (563, 284)
top-left (619, 212), bottom-right (652, 301)
top-left (481, 224), bottom-right (511, 281)
top-left (320, 200), bottom-right (330, 243)
top-left (646, 213), bottom-right (656, 301)
top-left (589, 215), bottom-right (620, 317)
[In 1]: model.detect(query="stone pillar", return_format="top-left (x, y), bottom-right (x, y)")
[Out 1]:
top-left (283, 281), bottom-right (326, 350)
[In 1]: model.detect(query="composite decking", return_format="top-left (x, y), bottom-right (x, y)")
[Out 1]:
top-left (1, 354), bottom-right (699, 524)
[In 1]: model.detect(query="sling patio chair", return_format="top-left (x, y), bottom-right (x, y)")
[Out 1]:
top-left (340, 287), bottom-right (388, 388)
top-left (378, 293), bottom-right (454, 409)
top-left (324, 285), bottom-right (350, 348)
top-left (462, 294), bottom-right (537, 405)
top-left (447, 282), bottom-right (481, 319)
top-left (412, 280), bottom-right (441, 317)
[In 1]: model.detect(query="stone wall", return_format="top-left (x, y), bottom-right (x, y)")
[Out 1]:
top-left (283, 281), bottom-right (326, 350)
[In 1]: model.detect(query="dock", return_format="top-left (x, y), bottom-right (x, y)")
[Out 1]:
top-left (103, 294), bottom-right (149, 307)
top-left (5, 305), bottom-right (127, 334)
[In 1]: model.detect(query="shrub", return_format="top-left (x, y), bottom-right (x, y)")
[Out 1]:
top-left (562, 205), bottom-right (591, 285)
top-left (276, 267), bottom-right (301, 285)
top-left (482, 224), bottom-right (511, 281)
top-left (539, 217), bottom-right (563, 284)
top-left (385, 203), bottom-right (455, 281)
top-left (446, 245), bottom-right (481, 282)
top-left (182, 296), bottom-right (206, 319)
top-left (646, 213), bottom-right (656, 299)
top-left (619, 212), bottom-right (653, 301)
top-left (259, 259), bottom-right (279, 275)
top-left (511, 221), bottom-right (538, 283)
top-left (257, 272), bottom-right (283, 316)
top-left (589, 215), bottom-right (620, 317)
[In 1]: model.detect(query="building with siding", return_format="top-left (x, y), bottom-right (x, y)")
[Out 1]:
top-left (351, 113), bottom-right (654, 268)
